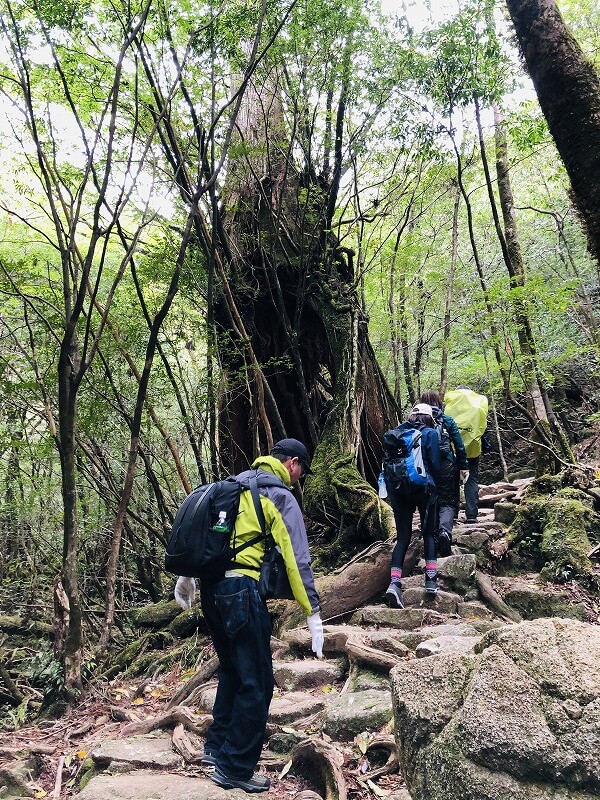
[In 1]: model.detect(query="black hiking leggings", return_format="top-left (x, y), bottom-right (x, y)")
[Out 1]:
top-left (388, 485), bottom-right (438, 569)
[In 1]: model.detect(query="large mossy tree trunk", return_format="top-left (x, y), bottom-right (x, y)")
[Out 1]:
top-left (214, 70), bottom-right (398, 566)
top-left (505, 0), bottom-right (600, 264)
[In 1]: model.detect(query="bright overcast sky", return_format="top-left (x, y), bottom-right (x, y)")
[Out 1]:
top-left (380, 0), bottom-right (461, 29)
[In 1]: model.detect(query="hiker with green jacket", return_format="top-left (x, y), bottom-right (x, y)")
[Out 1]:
top-left (174, 439), bottom-right (322, 794)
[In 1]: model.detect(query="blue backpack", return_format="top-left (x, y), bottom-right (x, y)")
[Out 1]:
top-left (382, 423), bottom-right (428, 492)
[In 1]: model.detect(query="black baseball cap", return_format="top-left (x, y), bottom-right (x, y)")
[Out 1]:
top-left (270, 438), bottom-right (313, 475)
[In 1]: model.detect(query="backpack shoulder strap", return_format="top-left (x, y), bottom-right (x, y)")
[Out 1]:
top-left (249, 471), bottom-right (267, 536)
top-left (230, 471), bottom-right (271, 562)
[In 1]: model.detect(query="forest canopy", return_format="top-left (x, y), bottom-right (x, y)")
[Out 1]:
top-left (0, 0), bottom-right (598, 699)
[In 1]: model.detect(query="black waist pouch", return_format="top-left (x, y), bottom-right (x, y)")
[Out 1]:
top-left (258, 545), bottom-right (294, 601)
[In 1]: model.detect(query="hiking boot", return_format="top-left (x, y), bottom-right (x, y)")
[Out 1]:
top-left (437, 527), bottom-right (452, 557)
top-left (385, 582), bottom-right (404, 609)
top-left (465, 517), bottom-right (478, 524)
top-left (201, 752), bottom-right (217, 767)
top-left (210, 767), bottom-right (270, 793)
top-left (425, 575), bottom-right (438, 594)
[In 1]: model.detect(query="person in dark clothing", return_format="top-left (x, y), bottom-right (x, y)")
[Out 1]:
top-left (174, 439), bottom-right (322, 794)
top-left (419, 390), bottom-right (469, 548)
top-left (445, 386), bottom-right (489, 523)
top-left (384, 403), bottom-right (441, 608)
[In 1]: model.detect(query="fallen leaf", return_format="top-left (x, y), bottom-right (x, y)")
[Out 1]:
top-left (76, 750), bottom-right (88, 760)
top-left (279, 759), bottom-right (293, 779)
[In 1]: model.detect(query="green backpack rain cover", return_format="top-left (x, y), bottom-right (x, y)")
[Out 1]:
top-left (444, 389), bottom-right (488, 458)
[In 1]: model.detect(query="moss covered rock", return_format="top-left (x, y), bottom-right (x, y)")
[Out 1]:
top-left (507, 474), bottom-right (598, 586)
top-left (129, 600), bottom-right (182, 628)
top-left (501, 582), bottom-right (586, 621)
top-left (391, 618), bottom-right (600, 800)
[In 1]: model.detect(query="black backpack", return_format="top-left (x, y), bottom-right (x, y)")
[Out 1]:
top-left (432, 408), bottom-right (451, 458)
top-left (164, 470), bottom-right (287, 580)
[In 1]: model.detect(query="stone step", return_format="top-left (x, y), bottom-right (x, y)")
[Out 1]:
top-left (282, 623), bottom-right (410, 659)
top-left (351, 605), bottom-right (447, 630)
top-left (401, 587), bottom-right (463, 614)
top-left (273, 657), bottom-right (346, 691)
top-left (75, 770), bottom-right (242, 800)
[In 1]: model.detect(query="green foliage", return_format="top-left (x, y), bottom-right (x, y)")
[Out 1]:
top-left (25, 647), bottom-right (65, 703)
top-left (0, 698), bottom-right (31, 731)
top-left (36, 0), bottom-right (89, 29)
top-left (414, 1), bottom-right (510, 112)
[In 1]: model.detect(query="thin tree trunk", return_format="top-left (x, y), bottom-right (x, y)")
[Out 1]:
top-left (57, 347), bottom-right (83, 697)
top-left (482, 343), bottom-right (509, 481)
top-left (388, 241), bottom-right (402, 409)
top-left (97, 213), bottom-right (195, 654)
top-left (398, 261), bottom-right (415, 407)
top-left (440, 182), bottom-right (460, 397)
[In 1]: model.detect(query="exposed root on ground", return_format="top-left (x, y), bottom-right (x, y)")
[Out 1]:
top-left (476, 571), bottom-right (522, 622)
top-left (166, 655), bottom-right (219, 709)
top-left (291, 738), bottom-right (347, 800)
top-left (359, 735), bottom-right (399, 782)
top-left (121, 705), bottom-right (211, 736)
top-left (345, 633), bottom-right (408, 672)
top-left (171, 723), bottom-right (203, 763)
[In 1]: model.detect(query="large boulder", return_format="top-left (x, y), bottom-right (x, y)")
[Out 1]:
top-left (391, 617), bottom-right (600, 800)
top-left (506, 479), bottom-right (598, 584)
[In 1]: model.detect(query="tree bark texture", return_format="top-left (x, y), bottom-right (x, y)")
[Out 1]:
top-left (505, 0), bottom-right (600, 263)
top-left (213, 71), bottom-right (398, 564)
top-left (57, 344), bottom-right (83, 697)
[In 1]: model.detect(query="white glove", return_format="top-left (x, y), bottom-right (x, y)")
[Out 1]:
top-left (307, 612), bottom-right (324, 659)
top-left (460, 470), bottom-right (470, 484)
top-left (174, 576), bottom-right (196, 610)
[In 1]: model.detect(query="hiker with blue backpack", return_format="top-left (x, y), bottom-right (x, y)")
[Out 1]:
top-left (172, 438), bottom-right (322, 794)
top-left (381, 403), bottom-right (441, 608)
top-left (419, 390), bottom-right (469, 555)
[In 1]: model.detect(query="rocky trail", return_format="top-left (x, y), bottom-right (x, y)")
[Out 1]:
top-left (1, 477), bottom-right (599, 800)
